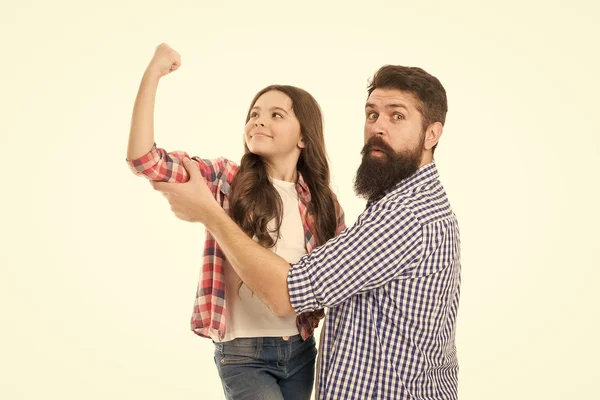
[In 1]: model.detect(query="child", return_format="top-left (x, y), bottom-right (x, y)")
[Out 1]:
top-left (126, 43), bottom-right (345, 400)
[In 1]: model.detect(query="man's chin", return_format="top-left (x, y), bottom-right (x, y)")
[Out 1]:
top-left (361, 156), bottom-right (389, 171)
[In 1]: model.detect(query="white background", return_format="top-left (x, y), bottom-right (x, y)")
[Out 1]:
top-left (1, 0), bottom-right (599, 398)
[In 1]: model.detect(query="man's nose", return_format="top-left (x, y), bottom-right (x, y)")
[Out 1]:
top-left (370, 119), bottom-right (386, 137)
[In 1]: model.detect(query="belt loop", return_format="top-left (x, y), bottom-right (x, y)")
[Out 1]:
top-left (256, 337), bottom-right (263, 358)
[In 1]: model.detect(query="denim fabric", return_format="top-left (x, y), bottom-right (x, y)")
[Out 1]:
top-left (214, 335), bottom-right (317, 400)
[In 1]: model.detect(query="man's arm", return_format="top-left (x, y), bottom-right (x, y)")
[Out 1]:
top-left (203, 200), bottom-right (422, 317)
top-left (200, 189), bottom-right (347, 316)
top-left (205, 207), bottom-right (295, 316)
top-left (152, 158), bottom-right (426, 316)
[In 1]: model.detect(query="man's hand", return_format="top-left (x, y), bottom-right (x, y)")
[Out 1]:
top-left (151, 158), bottom-right (220, 223)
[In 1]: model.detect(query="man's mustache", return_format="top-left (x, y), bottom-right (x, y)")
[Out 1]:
top-left (361, 137), bottom-right (395, 156)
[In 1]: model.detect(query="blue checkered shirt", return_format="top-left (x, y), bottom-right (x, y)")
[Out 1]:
top-left (288, 162), bottom-right (461, 399)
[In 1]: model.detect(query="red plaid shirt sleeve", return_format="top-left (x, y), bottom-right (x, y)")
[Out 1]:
top-left (126, 143), bottom-right (229, 187)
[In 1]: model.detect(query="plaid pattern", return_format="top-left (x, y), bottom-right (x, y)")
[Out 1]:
top-left (288, 162), bottom-right (461, 399)
top-left (127, 143), bottom-right (346, 341)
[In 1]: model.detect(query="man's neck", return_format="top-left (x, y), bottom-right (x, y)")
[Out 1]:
top-left (420, 151), bottom-right (433, 168)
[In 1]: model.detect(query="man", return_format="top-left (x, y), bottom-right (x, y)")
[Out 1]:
top-left (152, 65), bottom-right (461, 399)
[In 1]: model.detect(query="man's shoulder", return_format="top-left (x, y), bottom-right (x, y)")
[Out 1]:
top-left (387, 179), bottom-right (453, 225)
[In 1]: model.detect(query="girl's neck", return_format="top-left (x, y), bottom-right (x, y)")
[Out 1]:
top-left (263, 157), bottom-right (298, 183)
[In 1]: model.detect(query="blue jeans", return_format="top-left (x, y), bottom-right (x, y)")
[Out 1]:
top-left (214, 335), bottom-right (317, 400)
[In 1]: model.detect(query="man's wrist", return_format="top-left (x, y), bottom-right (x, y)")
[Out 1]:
top-left (202, 203), bottom-right (230, 229)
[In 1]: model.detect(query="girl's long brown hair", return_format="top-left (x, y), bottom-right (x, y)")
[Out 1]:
top-left (229, 85), bottom-right (337, 249)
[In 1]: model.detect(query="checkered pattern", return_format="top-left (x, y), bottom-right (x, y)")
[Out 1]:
top-left (288, 162), bottom-right (461, 399)
top-left (127, 143), bottom-right (346, 341)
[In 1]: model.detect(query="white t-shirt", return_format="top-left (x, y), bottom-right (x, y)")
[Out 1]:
top-left (219, 177), bottom-right (307, 342)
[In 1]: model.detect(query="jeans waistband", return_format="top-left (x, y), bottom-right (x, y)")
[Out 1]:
top-left (214, 334), bottom-right (307, 349)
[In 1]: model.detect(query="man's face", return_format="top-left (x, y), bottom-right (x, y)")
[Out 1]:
top-left (354, 88), bottom-right (426, 200)
top-left (363, 88), bottom-right (426, 157)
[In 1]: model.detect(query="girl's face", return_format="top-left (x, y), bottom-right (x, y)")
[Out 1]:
top-left (244, 90), bottom-right (305, 162)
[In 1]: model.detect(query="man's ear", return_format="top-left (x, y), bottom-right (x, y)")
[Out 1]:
top-left (424, 122), bottom-right (443, 150)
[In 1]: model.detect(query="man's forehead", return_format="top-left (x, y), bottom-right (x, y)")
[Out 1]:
top-left (366, 89), bottom-right (418, 108)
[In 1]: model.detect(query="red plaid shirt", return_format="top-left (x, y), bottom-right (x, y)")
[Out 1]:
top-left (127, 144), bottom-right (346, 341)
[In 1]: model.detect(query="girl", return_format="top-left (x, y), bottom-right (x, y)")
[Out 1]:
top-left (126, 43), bottom-right (345, 400)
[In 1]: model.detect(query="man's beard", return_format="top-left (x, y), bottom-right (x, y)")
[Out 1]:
top-left (354, 134), bottom-right (425, 201)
